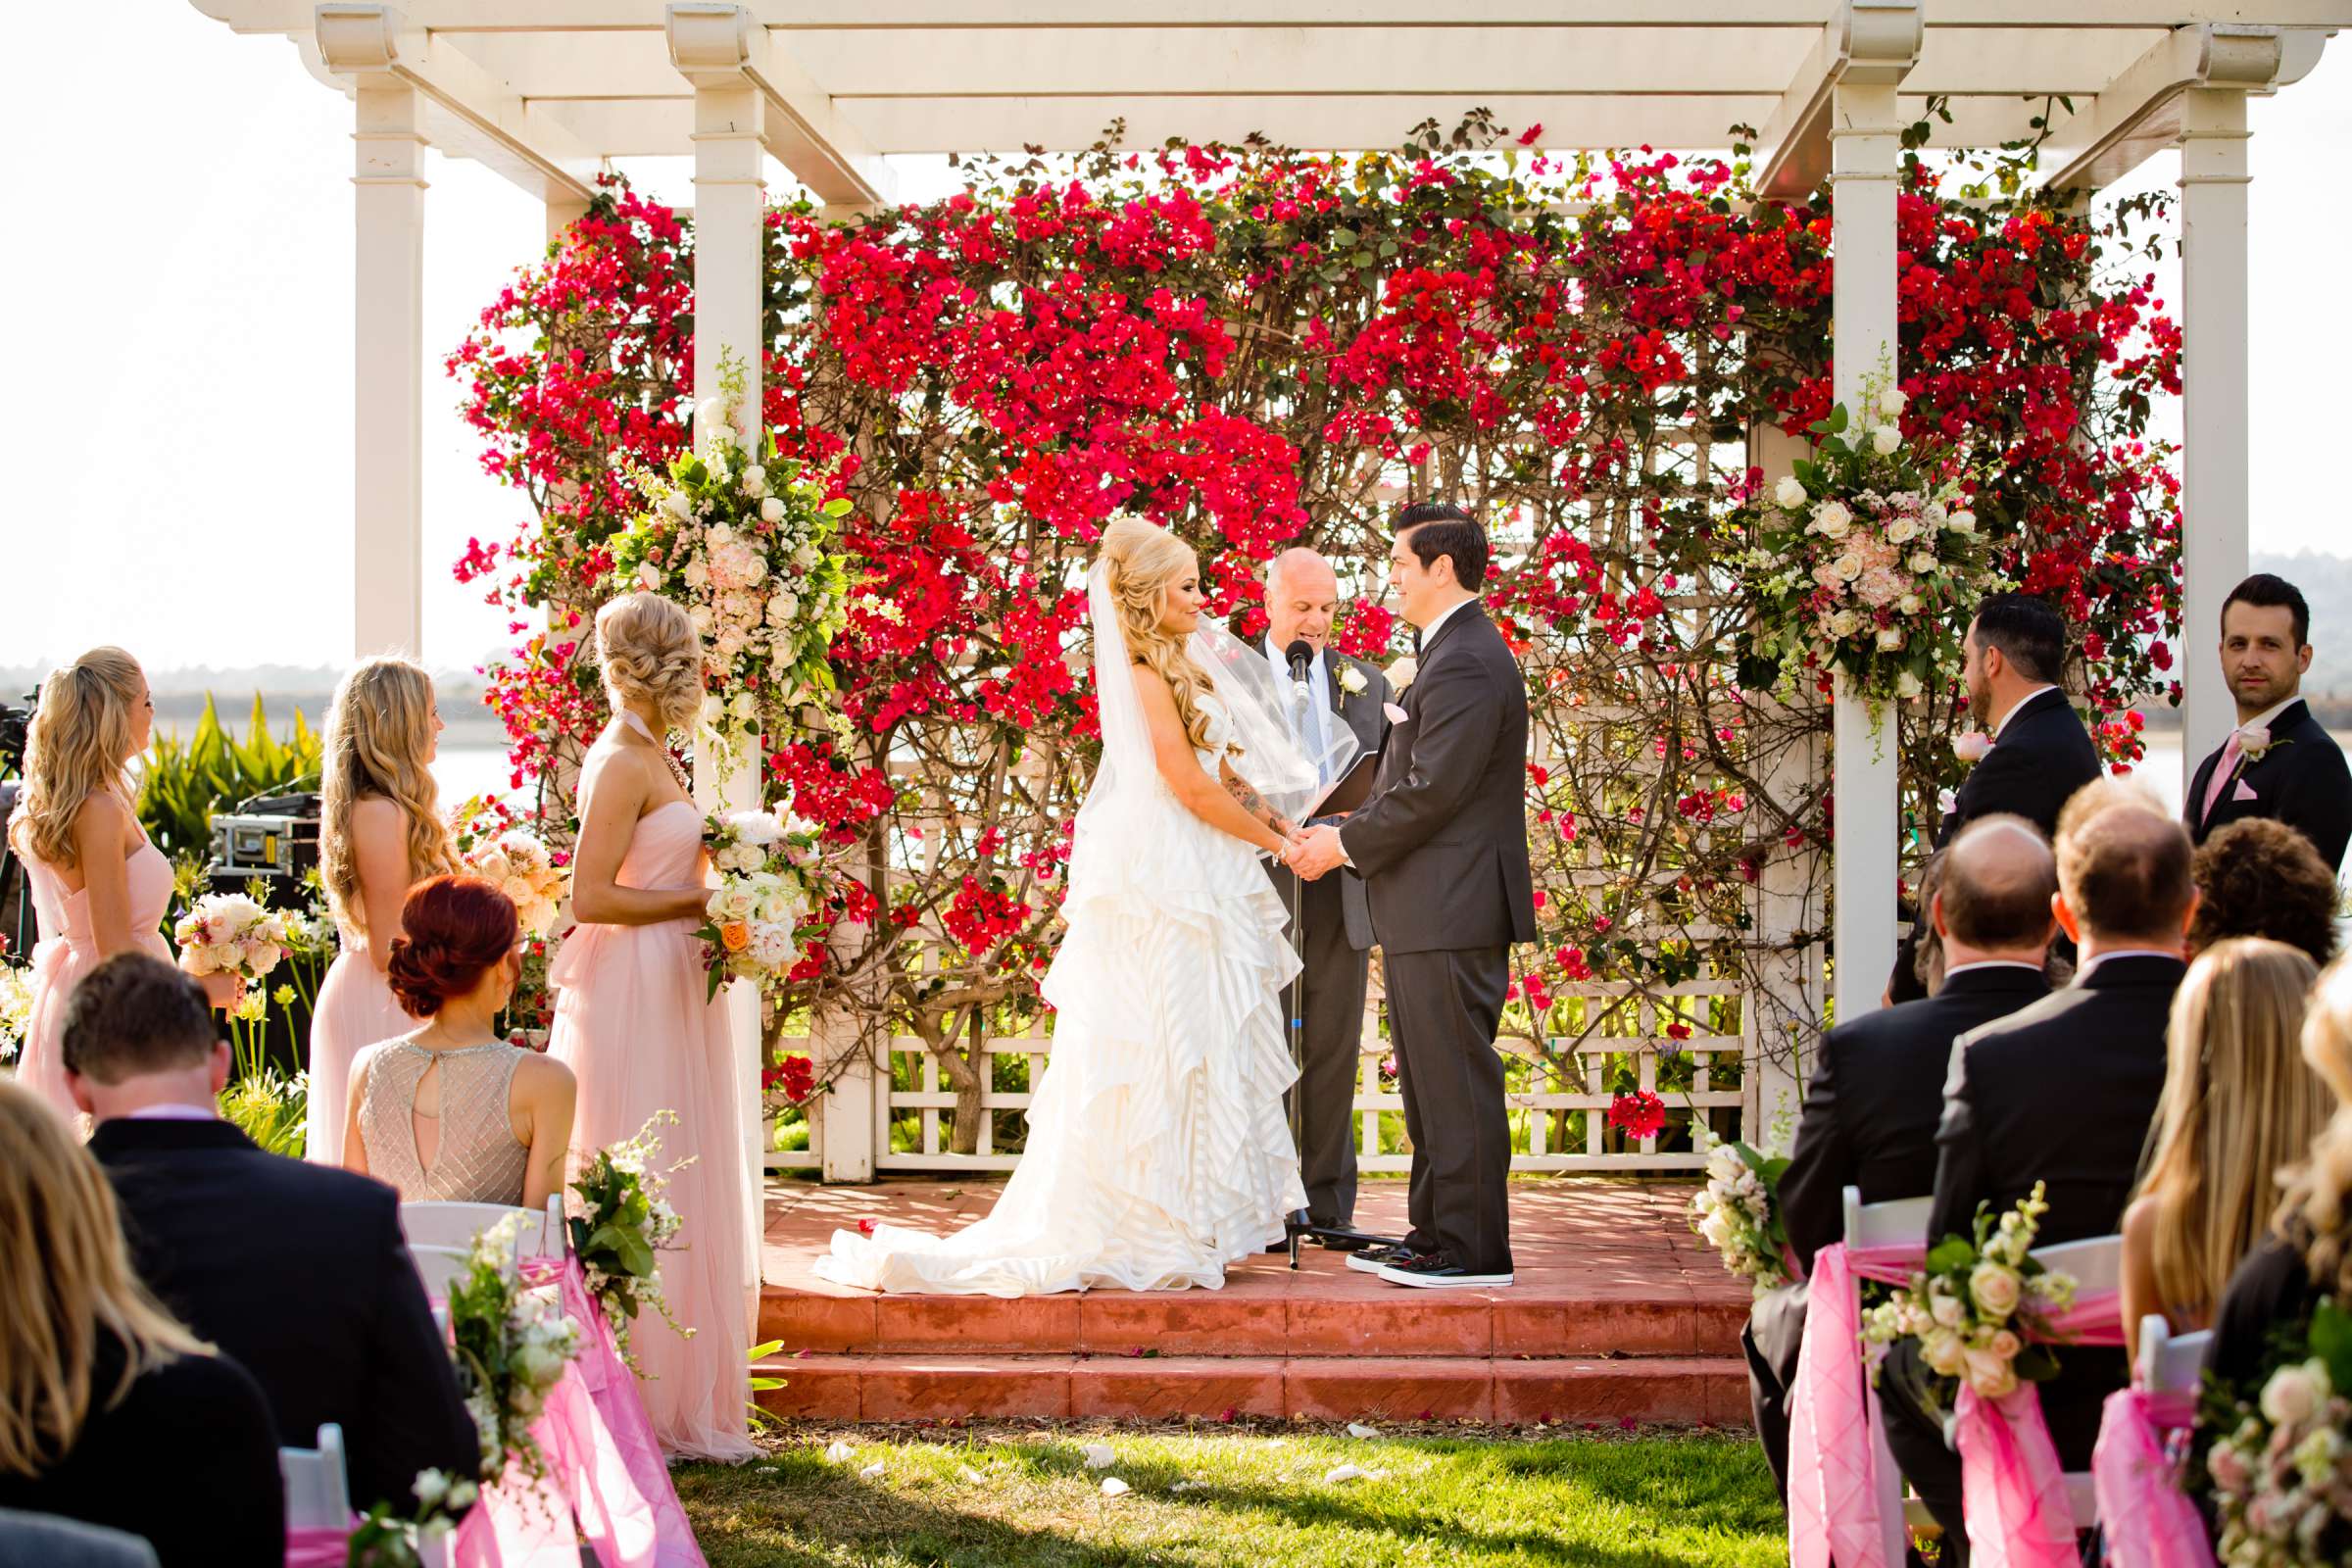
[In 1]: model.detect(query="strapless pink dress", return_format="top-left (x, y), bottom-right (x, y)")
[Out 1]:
top-left (546, 801), bottom-right (755, 1463)
top-left (306, 934), bottom-right (413, 1166)
top-left (17, 843), bottom-right (175, 1122)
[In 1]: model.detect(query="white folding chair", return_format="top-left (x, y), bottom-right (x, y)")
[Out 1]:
top-left (2138, 1313), bottom-right (2214, 1396)
top-left (400, 1196), bottom-right (567, 1259)
top-left (279, 1422), bottom-right (351, 1532)
top-left (1841, 1186), bottom-right (1935, 1560)
top-left (407, 1242), bottom-right (475, 1304)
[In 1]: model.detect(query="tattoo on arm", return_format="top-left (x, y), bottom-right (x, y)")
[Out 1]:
top-left (1221, 760), bottom-right (1293, 836)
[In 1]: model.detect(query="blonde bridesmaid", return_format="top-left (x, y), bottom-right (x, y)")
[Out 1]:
top-left (547, 593), bottom-right (755, 1462)
top-left (306, 658), bottom-right (456, 1166)
top-left (7, 650), bottom-right (232, 1123)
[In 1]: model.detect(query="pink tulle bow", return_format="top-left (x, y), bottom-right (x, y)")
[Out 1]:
top-left (2092, 1387), bottom-right (2214, 1568)
top-left (1953, 1383), bottom-right (2081, 1568)
top-left (1786, 1240), bottom-right (1925, 1568)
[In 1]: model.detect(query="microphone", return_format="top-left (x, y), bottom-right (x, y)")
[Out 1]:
top-left (1284, 639), bottom-right (1313, 681)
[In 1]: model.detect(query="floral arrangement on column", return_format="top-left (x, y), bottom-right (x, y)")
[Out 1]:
top-left (1741, 368), bottom-right (1997, 714)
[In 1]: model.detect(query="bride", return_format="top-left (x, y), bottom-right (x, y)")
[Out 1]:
top-left (815, 515), bottom-right (1357, 1295)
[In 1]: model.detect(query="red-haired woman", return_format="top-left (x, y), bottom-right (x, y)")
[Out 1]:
top-left (343, 875), bottom-right (575, 1208)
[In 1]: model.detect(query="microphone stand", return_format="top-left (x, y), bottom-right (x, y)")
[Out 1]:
top-left (1277, 647), bottom-right (1401, 1269)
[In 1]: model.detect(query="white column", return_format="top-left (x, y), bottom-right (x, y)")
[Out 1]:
top-left (351, 81), bottom-right (427, 660)
top-left (2178, 87), bottom-right (2254, 792)
top-left (1828, 75), bottom-right (1904, 1025)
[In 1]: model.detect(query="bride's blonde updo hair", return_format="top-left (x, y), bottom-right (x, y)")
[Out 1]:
top-left (1100, 516), bottom-right (1224, 757)
top-left (320, 657), bottom-right (456, 940)
top-left (595, 593), bottom-right (705, 734)
top-left (10, 648), bottom-right (146, 871)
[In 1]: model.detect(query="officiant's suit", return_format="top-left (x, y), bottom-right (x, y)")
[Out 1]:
top-left (1743, 963), bottom-right (2049, 1499)
top-left (1339, 602), bottom-right (1537, 1275)
top-left (2184, 696), bottom-right (2352, 869)
top-left (91, 1118), bottom-right (480, 1519)
top-left (1879, 954), bottom-right (2181, 1563)
top-left (1258, 638), bottom-right (1392, 1232)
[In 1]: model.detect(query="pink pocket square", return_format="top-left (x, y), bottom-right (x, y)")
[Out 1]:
top-left (2233, 778), bottom-right (2259, 803)
top-left (1382, 702), bottom-right (1409, 724)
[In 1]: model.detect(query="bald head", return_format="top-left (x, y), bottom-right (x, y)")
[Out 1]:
top-left (2055, 797), bottom-right (2196, 950)
top-left (1935, 815), bottom-right (2058, 960)
top-left (1265, 547), bottom-right (1342, 653)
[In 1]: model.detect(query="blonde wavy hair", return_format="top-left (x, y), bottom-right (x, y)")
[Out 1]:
top-left (2276, 956), bottom-right (2352, 1298)
top-left (596, 593), bottom-right (705, 734)
top-left (8, 648), bottom-right (146, 872)
top-left (1100, 516), bottom-right (1226, 757)
top-left (2132, 937), bottom-right (2328, 1323)
top-left (0, 1079), bottom-right (211, 1478)
top-left (321, 658), bottom-right (455, 940)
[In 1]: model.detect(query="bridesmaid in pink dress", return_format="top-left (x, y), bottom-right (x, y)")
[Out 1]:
top-left (8, 650), bottom-right (235, 1122)
top-left (548, 592), bottom-right (755, 1462)
top-left (307, 658), bottom-right (456, 1166)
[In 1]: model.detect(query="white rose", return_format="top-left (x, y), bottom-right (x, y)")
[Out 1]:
top-left (1924, 501), bottom-right (1948, 527)
top-left (1947, 510), bottom-right (1976, 534)
top-left (1878, 386), bottom-right (1909, 418)
top-left (636, 562), bottom-right (662, 590)
top-left (1870, 424), bottom-right (1901, 456)
top-left (1810, 501), bottom-right (1852, 540)
top-left (500, 876), bottom-right (532, 905)
top-left (695, 395), bottom-right (726, 430)
top-left (1931, 1292), bottom-right (1966, 1328)
top-left (681, 558), bottom-right (709, 589)
top-left (1962, 1347), bottom-right (2019, 1399)
top-left (413, 1471), bottom-right (450, 1507)
top-left (1337, 662), bottom-right (1368, 696)
top-left (1832, 553), bottom-right (1864, 583)
top-left (245, 943), bottom-right (282, 976)
top-left (742, 465), bottom-right (767, 497)
top-left (767, 590), bottom-right (801, 625)
top-left (661, 491), bottom-right (694, 521)
top-left (210, 942), bottom-right (244, 973)
top-left (1909, 551), bottom-right (1937, 574)
top-left (1921, 1328), bottom-right (1967, 1378)
top-left (1895, 670), bottom-right (1925, 701)
top-left (1830, 610), bottom-right (1863, 638)
top-left (794, 543), bottom-right (819, 569)
top-left (730, 690), bottom-right (758, 721)
top-left (1886, 516), bottom-right (1920, 545)
top-left (701, 693), bottom-right (724, 724)
top-left (1387, 656), bottom-right (1418, 692)
top-left (1968, 1262), bottom-right (2024, 1318)
top-left (472, 849), bottom-right (512, 883)
top-left (1773, 475), bottom-right (1808, 510)
top-left (1896, 593), bottom-right (1921, 615)
top-left (2261, 1362), bottom-right (2327, 1429)
top-left (689, 604), bottom-right (714, 633)
top-left (760, 497), bottom-right (785, 523)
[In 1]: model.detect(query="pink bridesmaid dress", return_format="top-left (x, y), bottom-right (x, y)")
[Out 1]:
top-left (546, 800), bottom-right (755, 1463)
top-left (305, 935), bottom-right (413, 1166)
top-left (16, 839), bottom-right (175, 1122)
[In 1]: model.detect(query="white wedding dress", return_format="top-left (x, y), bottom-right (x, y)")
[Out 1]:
top-left (814, 671), bottom-right (1316, 1296)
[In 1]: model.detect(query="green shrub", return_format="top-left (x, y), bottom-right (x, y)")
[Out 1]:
top-left (138, 695), bottom-right (321, 864)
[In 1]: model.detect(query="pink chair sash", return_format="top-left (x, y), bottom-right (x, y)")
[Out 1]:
top-left (2091, 1388), bottom-right (2214, 1568)
top-left (1948, 1288), bottom-right (2125, 1568)
top-left (1787, 1240), bottom-right (1926, 1568)
top-left (285, 1525), bottom-right (354, 1568)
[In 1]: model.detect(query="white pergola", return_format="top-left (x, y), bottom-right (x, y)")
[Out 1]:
top-left (194, 0), bottom-right (2343, 1179)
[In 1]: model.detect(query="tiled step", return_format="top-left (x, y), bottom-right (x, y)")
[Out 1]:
top-left (752, 1352), bottom-right (1746, 1425)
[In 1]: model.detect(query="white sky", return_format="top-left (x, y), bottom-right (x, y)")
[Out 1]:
top-left (3, 9), bottom-right (2347, 676)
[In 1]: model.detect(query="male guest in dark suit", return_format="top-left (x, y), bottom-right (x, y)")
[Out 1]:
top-left (2186, 572), bottom-right (2352, 871)
top-left (1744, 814), bottom-right (2059, 1497)
top-left (1290, 503), bottom-right (1539, 1290)
top-left (1891, 594), bottom-right (2102, 1004)
top-left (1880, 783), bottom-right (2193, 1564)
top-left (1258, 546), bottom-right (1392, 1244)
top-left (63, 954), bottom-right (478, 1518)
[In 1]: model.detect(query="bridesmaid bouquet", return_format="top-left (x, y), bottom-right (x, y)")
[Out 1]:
top-left (698, 807), bottom-right (827, 999)
top-left (460, 828), bottom-right (568, 938)
top-left (0, 956), bottom-right (29, 1064)
top-left (172, 892), bottom-right (291, 1007)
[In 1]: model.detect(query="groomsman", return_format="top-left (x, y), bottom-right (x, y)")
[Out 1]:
top-left (2186, 572), bottom-right (2352, 871)
top-left (1258, 547), bottom-right (1393, 1242)
top-left (1744, 815), bottom-right (2057, 1499)
top-left (1892, 594), bottom-right (2100, 1003)
top-left (1881, 783), bottom-right (2191, 1564)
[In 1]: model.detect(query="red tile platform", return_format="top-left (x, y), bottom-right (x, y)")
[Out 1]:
top-left (756, 1178), bottom-right (1751, 1425)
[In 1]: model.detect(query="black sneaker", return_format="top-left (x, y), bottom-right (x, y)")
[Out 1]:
top-left (1376, 1251), bottom-right (1513, 1290)
top-left (1346, 1242), bottom-right (1425, 1275)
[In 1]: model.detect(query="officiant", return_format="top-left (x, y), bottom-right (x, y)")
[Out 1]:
top-left (1259, 547), bottom-right (1393, 1245)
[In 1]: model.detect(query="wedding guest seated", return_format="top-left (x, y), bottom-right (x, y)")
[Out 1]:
top-left (1881, 781), bottom-right (2193, 1565)
top-left (2121, 938), bottom-right (2329, 1365)
top-left (1742, 816), bottom-right (2058, 1498)
top-left (2188, 817), bottom-right (2340, 969)
top-left (0, 1079), bottom-right (282, 1566)
top-left (2213, 956), bottom-right (2352, 1393)
top-left (63, 954), bottom-right (477, 1519)
top-left (345, 875), bottom-right (574, 1207)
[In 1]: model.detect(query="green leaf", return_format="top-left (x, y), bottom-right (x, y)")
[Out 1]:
top-left (1826, 405), bottom-right (1849, 434)
top-left (1925, 1236), bottom-right (1977, 1275)
top-left (822, 497), bottom-right (855, 517)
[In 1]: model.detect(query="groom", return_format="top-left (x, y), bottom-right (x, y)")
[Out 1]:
top-left (1290, 503), bottom-right (1538, 1289)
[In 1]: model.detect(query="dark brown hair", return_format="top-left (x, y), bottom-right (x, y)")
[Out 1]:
top-left (2192, 818), bottom-right (2340, 968)
top-left (2056, 803), bottom-right (2195, 945)
top-left (384, 875), bottom-right (518, 1018)
top-left (61, 954), bottom-right (218, 1085)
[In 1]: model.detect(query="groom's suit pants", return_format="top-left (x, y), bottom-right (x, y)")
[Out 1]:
top-left (1384, 945), bottom-right (1513, 1273)
top-left (1278, 871), bottom-right (1370, 1229)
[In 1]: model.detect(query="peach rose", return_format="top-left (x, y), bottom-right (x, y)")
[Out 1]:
top-left (720, 920), bottom-right (753, 954)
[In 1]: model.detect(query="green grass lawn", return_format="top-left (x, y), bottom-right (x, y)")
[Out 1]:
top-left (673, 1424), bottom-right (1785, 1567)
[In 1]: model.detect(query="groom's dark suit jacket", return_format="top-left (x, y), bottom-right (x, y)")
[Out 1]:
top-left (1255, 639), bottom-right (1391, 950)
top-left (1339, 603), bottom-right (1537, 953)
top-left (2184, 697), bottom-right (2352, 870)
top-left (90, 1118), bottom-right (479, 1517)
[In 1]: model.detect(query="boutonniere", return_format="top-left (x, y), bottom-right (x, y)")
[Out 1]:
top-left (1387, 656), bottom-right (1418, 694)
top-left (1335, 661), bottom-right (1368, 708)
top-left (1953, 731), bottom-right (1992, 763)
top-left (2231, 724), bottom-right (2290, 780)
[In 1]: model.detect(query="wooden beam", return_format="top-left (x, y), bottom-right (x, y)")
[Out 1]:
top-left (667, 2), bottom-right (897, 207)
top-left (2041, 22), bottom-right (2328, 189)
